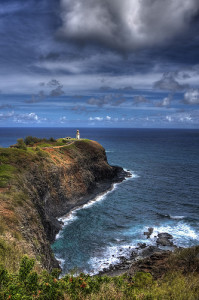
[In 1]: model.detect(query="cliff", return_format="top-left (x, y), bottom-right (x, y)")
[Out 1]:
top-left (0, 140), bottom-right (127, 272)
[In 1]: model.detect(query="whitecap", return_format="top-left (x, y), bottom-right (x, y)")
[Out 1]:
top-left (170, 215), bottom-right (185, 220)
top-left (55, 256), bottom-right (65, 268)
top-left (123, 169), bottom-right (140, 180)
top-left (88, 244), bottom-right (136, 275)
top-left (58, 211), bottom-right (79, 227)
top-left (149, 222), bottom-right (199, 245)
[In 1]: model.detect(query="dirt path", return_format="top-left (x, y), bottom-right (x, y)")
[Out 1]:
top-left (42, 141), bottom-right (75, 149)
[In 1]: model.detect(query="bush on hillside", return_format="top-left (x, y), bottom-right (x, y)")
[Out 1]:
top-left (24, 136), bottom-right (42, 145)
top-left (1, 254), bottom-right (199, 299)
top-left (17, 138), bottom-right (27, 150)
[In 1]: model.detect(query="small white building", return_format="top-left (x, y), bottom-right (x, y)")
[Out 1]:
top-left (76, 129), bottom-right (80, 139)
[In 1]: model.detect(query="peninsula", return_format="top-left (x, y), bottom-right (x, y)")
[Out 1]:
top-left (0, 137), bottom-right (128, 272)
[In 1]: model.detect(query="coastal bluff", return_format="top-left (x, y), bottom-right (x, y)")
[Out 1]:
top-left (0, 139), bottom-right (127, 272)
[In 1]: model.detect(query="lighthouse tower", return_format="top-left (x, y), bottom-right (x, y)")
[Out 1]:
top-left (76, 129), bottom-right (80, 139)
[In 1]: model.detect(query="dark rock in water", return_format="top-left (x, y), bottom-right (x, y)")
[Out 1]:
top-left (148, 227), bottom-right (154, 234)
top-left (137, 243), bottom-right (147, 249)
top-left (119, 256), bottom-right (127, 263)
top-left (156, 232), bottom-right (173, 246)
top-left (103, 268), bottom-right (107, 272)
top-left (156, 237), bottom-right (173, 246)
top-left (144, 227), bottom-right (154, 239)
top-left (158, 233), bottom-right (173, 239)
top-left (130, 251), bottom-right (137, 260)
top-left (141, 246), bottom-right (162, 257)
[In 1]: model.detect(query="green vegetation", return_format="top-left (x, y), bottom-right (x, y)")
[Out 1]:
top-left (0, 148), bottom-right (39, 175)
top-left (17, 139), bottom-right (27, 150)
top-left (24, 136), bottom-right (54, 146)
top-left (0, 254), bottom-right (199, 300)
top-left (8, 136), bottom-right (92, 149)
top-left (0, 164), bottom-right (17, 188)
top-left (23, 136), bottom-right (72, 148)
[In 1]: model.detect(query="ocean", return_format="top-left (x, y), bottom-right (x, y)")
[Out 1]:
top-left (1, 127), bottom-right (199, 275)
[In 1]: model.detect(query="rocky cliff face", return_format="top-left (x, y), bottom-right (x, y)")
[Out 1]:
top-left (0, 140), bottom-right (127, 272)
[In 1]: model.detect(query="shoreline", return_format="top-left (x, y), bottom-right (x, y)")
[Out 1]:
top-left (52, 167), bottom-right (132, 268)
top-left (96, 232), bottom-right (178, 277)
top-left (57, 168), bottom-right (132, 223)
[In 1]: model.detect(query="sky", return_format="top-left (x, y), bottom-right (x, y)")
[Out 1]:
top-left (0, 0), bottom-right (199, 128)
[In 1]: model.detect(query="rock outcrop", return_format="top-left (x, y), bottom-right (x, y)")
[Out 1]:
top-left (0, 140), bottom-right (128, 272)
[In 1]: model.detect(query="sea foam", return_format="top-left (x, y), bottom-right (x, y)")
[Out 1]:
top-left (88, 244), bottom-right (136, 275)
top-left (149, 222), bottom-right (199, 246)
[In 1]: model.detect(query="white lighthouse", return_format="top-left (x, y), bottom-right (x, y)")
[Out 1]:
top-left (76, 129), bottom-right (80, 139)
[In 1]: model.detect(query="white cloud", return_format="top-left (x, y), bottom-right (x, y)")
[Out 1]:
top-left (89, 117), bottom-right (103, 121)
top-left (164, 111), bottom-right (199, 124)
top-left (0, 111), bottom-right (14, 120)
top-left (58, 0), bottom-right (198, 50)
top-left (106, 115), bottom-right (111, 120)
top-left (184, 89), bottom-right (199, 104)
top-left (156, 95), bottom-right (172, 107)
top-left (60, 116), bottom-right (68, 123)
top-left (13, 113), bottom-right (45, 124)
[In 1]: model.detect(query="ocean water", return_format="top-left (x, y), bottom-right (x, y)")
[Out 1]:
top-left (1, 128), bottom-right (199, 275)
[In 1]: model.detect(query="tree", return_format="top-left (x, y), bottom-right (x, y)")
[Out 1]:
top-left (17, 138), bottom-right (27, 150)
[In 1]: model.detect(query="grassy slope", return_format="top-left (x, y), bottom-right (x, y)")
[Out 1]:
top-left (0, 147), bottom-right (49, 272)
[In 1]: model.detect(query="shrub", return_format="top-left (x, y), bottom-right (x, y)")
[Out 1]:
top-left (17, 139), bottom-right (27, 150)
top-left (0, 256), bottom-right (199, 300)
top-left (19, 256), bottom-right (35, 281)
top-left (24, 136), bottom-right (41, 145)
top-left (49, 137), bottom-right (56, 142)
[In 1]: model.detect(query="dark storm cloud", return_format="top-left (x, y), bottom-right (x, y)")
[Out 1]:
top-left (99, 86), bottom-right (112, 92)
top-left (49, 86), bottom-right (64, 97)
top-left (25, 79), bottom-right (64, 103)
top-left (47, 79), bottom-right (64, 97)
top-left (87, 94), bottom-right (126, 107)
top-left (71, 105), bottom-right (87, 112)
top-left (58, 0), bottom-right (199, 51)
top-left (111, 97), bottom-right (126, 106)
top-left (118, 86), bottom-right (134, 92)
top-left (1, 0), bottom-right (199, 120)
top-left (100, 86), bottom-right (134, 92)
top-left (87, 97), bottom-right (109, 107)
top-left (154, 73), bottom-right (189, 92)
top-left (25, 91), bottom-right (46, 104)
top-left (133, 95), bottom-right (149, 105)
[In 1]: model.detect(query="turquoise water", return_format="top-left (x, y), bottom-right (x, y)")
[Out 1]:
top-left (1, 128), bottom-right (199, 275)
